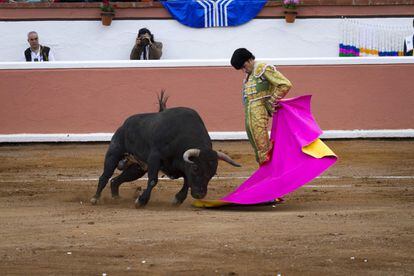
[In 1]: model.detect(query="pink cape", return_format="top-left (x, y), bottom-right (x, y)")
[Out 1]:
top-left (193, 95), bottom-right (337, 208)
top-left (220, 95), bottom-right (337, 204)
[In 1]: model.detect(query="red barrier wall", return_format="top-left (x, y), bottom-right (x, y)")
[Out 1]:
top-left (1, 3), bottom-right (413, 20)
top-left (0, 64), bottom-right (413, 134)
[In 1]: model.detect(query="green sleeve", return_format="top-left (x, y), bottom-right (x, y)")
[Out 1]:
top-left (263, 65), bottom-right (292, 99)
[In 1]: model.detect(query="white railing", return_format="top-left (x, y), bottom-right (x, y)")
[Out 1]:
top-left (1, 57), bottom-right (413, 70)
top-left (1, 130), bottom-right (414, 143)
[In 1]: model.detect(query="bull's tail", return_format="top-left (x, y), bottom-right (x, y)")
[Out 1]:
top-left (157, 89), bottom-right (169, 112)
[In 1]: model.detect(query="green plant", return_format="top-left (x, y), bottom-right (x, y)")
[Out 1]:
top-left (100, 0), bottom-right (115, 13)
top-left (283, 0), bottom-right (299, 9)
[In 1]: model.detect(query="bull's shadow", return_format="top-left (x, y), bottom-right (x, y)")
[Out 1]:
top-left (191, 201), bottom-right (307, 213)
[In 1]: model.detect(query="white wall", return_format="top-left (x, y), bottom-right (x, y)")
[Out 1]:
top-left (1, 18), bottom-right (412, 61)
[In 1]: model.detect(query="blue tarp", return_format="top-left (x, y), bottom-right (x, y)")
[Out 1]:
top-left (161, 0), bottom-right (267, 28)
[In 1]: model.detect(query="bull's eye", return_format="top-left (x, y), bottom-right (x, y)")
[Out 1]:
top-left (192, 165), bottom-right (199, 172)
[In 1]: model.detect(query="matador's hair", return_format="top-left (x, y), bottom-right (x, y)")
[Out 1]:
top-left (230, 48), bottom-right (255, 70)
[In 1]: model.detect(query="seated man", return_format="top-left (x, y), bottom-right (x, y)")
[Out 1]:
top-left (130, 28), bottom-right (163, 60)
top-left (24, 31), bottom-right (55, 62)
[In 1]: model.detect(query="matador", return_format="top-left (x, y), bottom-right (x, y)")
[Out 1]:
top-left (231, 48), bottom-right (292, 165)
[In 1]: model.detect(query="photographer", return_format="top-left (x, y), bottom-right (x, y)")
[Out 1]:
top-left (130, 28), bottom-right (163, 60)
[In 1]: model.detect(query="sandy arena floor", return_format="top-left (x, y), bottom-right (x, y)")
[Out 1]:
top-left (0, 140), bottom-right (413, 275)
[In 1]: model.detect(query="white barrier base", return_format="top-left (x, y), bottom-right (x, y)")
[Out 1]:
top-left (0, 129), bottom-right (413, 143)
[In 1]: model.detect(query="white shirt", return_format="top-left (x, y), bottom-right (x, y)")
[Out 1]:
top-left (405, 35), bottom-right (413, 53)
top-left (25, 47), bottom-right (55, 62)
top-left (139, 45), bottom-right (150, 60)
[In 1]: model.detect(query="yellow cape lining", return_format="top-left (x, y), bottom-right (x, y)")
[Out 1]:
top-left (191, 199), bottom-right (230, 208)
top-left (302, 139), bottom-right (337, 159)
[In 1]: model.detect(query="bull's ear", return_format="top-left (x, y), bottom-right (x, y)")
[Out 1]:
top-left (216, 151), bottom-right (241, 167)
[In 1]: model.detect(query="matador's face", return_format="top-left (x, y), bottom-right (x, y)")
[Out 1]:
top-left (242, 59), bottom-right (255, 74)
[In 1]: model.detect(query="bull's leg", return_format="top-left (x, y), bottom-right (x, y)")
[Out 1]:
top-left (172, 178), bottom-right (189, 205)
top-left (90, 150), bottom-right (122, 205)
top-left (135, 153), bottom-right (160, 207)
top-left (110, 163), bottom-right (146, 198)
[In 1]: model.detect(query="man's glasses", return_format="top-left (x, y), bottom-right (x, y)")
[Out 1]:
top-left (29, 38), bottom-right (38, 41)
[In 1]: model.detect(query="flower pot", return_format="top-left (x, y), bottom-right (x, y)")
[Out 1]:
top-left (101, 12), bottom-right (115, 26)
top-left (284, 10), bottom-right (297, 23)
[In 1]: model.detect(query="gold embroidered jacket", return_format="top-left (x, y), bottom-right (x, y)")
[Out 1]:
top-left (242, 62), bottom-right (292, 112)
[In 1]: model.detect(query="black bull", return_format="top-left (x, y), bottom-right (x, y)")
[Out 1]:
top-left (90, 106), bottom-right (240, 207)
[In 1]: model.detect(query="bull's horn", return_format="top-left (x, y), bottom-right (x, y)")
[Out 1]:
top-left (183, 149), bottom-right (201, 163)
top-left (217, 151), bottom-right (241, 167)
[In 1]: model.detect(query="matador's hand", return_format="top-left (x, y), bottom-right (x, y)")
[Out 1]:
top-left (269, 94), bottom-right (282, 113)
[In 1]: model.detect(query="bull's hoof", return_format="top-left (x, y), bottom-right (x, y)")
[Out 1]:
top-left (134, 197), bottom-right (147, 208)
top-left (90, 197), bottom-right (99, 205)
top-left (172, 196), bottom-right (184, 206)
top-left (135, 195), bottom-right (149, 208)
top-left (111, 195), bottom-right (120, 200)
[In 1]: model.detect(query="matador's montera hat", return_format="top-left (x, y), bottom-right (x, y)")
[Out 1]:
top-left (230, 48), bottom-right (255, 70)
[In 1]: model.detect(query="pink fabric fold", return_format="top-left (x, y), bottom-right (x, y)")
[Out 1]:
top-left (220, 95), bottom-right (337, 204)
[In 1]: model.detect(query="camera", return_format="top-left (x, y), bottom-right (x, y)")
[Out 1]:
top-left (142, 37), bottom-right (150, 45)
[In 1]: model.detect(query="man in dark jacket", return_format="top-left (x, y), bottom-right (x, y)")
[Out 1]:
top-left (24, 31), bottom-right (55, 62)
top-left (130, 28), bottom-right (163, 60)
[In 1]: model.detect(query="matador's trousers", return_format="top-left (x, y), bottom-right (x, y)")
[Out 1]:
top-left (245, 100), bottom-right (273, 165)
